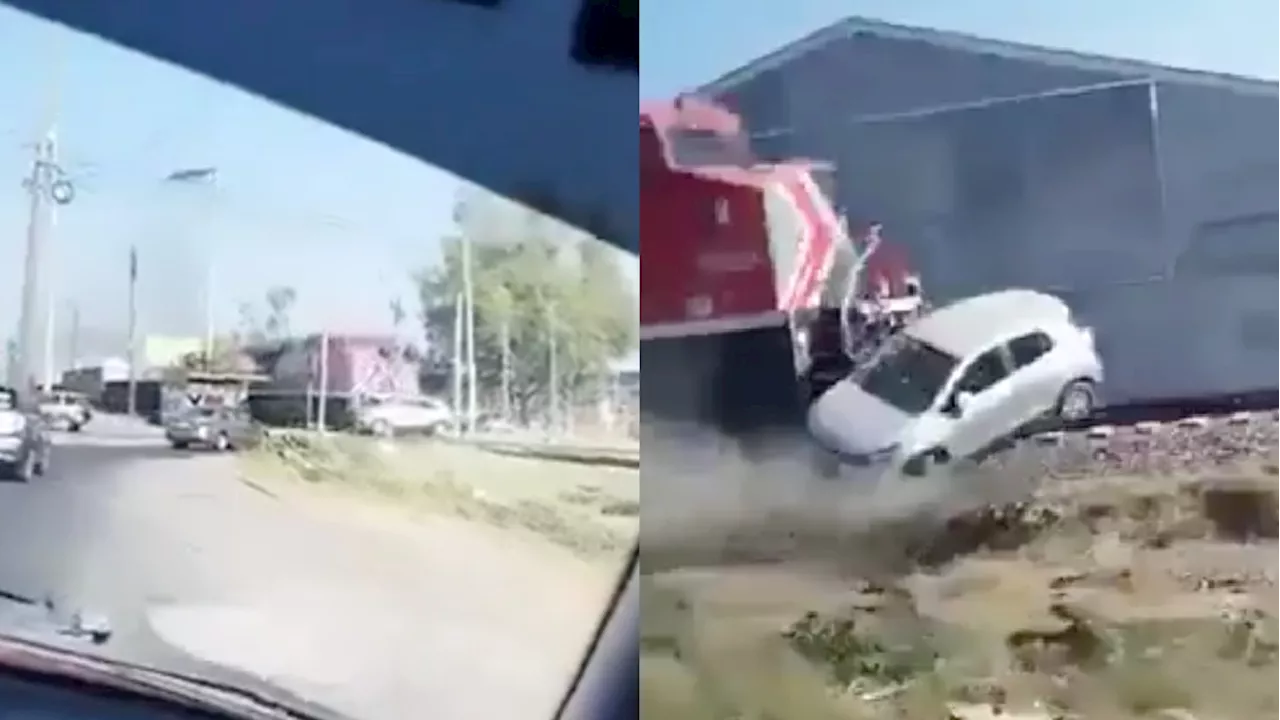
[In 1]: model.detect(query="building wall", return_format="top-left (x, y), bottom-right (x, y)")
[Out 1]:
top-left (1155, 83), bottom-right (1279, 395)
top-left (720, 32), bottom-right (1127, 153)
top-left (709, 34), bottom-right (1278, 402)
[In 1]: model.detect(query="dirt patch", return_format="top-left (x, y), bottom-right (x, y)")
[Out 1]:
top-left (640, 415), bottom-right (1279, 719)
top-left (239, 431), bottom-right (637, 562)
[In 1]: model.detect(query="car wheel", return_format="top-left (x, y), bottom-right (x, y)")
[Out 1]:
top-left (1056, 380), bottom-right (1097, 422)
top-left (15, 456), bottom-right (33, 483)
top-left (371, 419), bottom-right (393, 438)
top-left (213, 433), bottom-right (231, 452)
top-left (171, 441), bottom-right (190, 450)
top-left (68, 423), bottom-right (82, 433)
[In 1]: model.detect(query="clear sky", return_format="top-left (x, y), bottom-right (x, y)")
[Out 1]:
top-left (641, 0), bottom-right (1279, 97)
top-left (0, 5), bottom-right (641, 368)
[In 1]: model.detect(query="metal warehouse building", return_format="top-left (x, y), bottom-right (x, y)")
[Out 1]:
top-left (700, 17), bottom-right (1279, 404)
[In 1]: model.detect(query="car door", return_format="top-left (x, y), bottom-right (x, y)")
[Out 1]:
top-left (1004, 331), bottom-right (1061, 425)
top-left (944, 345), bottom-right (1016, 457)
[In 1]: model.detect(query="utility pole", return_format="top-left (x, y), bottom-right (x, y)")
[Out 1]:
top-left (15, 135), bottom-right (50, 406)
top-left (17, 37), bottom-right (66, 407)
top-left (547, 303), bottom-right (559, 434)
top-left (316, 330), bottom-right (330, 432)
top-left (41, 130), bottom-right (60, 392)
top-left (460, 231), bottom-right (477, 433)
top-left (451, 295), bottom-right (463, 429)
top-left (126, 246), bottom-right (139, 416)
top-left (500, 319), bottom-right (511, 421)
top-left (67, 302), bottom-right (80, 370)
top-left (163, 167), bottom-right (219, 367)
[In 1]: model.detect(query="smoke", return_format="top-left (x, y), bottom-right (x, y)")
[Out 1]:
top-left (638, 419), bottom-right (1023, 575)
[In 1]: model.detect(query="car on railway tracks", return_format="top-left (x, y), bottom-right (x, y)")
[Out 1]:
top-left (808, 289), bottom-right (1104, 477)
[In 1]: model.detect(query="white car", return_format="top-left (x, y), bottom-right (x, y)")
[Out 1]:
top-left (354, 396), bottom-right (453, 437)
top-left (808, 289), bottom-right (1103, 477)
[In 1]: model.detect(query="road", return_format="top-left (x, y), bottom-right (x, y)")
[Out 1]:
top-left (0, 416), bottom-right (616, 719)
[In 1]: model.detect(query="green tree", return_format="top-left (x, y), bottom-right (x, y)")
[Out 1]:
top-left (264, 286), bottom-right (298, 340)
top-left (415, 188), bottom-right (636, 421)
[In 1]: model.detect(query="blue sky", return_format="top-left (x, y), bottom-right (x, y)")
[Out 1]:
top-left (0, 5), bottom-right (641, 367)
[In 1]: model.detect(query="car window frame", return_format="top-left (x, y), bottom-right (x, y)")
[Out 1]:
top-left (944, 342), bottom-right (1015, 403)
top-left (1006, 330), bottom-right (1056, 369)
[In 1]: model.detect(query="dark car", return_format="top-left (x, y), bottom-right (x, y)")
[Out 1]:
top-left (164, 405), bottom-right (263, 452)
top-left (0, 386), bottom-right (51, 481)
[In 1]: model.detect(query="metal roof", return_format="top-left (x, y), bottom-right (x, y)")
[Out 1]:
top-left (701, 16), bottom-right (1278, 98)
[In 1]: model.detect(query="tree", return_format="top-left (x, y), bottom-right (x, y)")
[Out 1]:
top-left (235, 286), bottom-right (298, 345)
top-left (264, 286), bottom-right (297, 340)
top-left (415, 187), bottom-right (636, 421)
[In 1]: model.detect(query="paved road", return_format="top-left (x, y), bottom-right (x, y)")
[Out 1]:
top-left (0, 417), bottom-right (614, 719)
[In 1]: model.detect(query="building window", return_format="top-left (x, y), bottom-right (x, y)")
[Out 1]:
top-left (1174, 212), bottom-right (1280, 279)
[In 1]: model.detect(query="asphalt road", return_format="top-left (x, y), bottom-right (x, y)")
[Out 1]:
top-left (0, 416), bottom-right (614, 719)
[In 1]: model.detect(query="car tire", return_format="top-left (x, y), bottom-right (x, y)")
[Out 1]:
top-left (171, 441), bottom-right (190, 450)
top-left (371, 420), bottom-right (393, 438)
top-left (213, 433), bottom-right (231, 452)
top-left (14, 456), bottom-right (33, 483)
top-left (1056, 380), bottom-right (1097, 422)
top-left (68, 423), bottom-right (82, 433)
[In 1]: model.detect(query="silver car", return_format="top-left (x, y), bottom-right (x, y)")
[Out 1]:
top-left (39, 390), bottom-right (91, 432)
top-left (0, 386), bottom-right (51, 481)
top-left (166, 405), bottom-right (263, 451)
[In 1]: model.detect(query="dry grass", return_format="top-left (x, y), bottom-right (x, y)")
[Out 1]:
top-left (639, 464), bottom-right (1279, 720)
top-left (239, 431), bottom-right (638, 562)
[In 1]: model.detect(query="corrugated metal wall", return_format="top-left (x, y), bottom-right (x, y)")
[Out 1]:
top-left (1155, 83), bottom-right (1279, 396)
top-left (710, 33), bottom-right (1278, 403)
top-left (720, 33), bottom-right (1126, 140)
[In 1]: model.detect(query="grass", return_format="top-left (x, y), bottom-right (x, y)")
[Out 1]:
top-left (638, 465), bottom-right (1279, 719)
top-left (238, 430), bottom-right (638, 562)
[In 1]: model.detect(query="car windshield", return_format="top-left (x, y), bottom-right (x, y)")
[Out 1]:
top-left (0, 7), bottom-right (638, 720)
top-left (852, 335), bottom-right (958, 414)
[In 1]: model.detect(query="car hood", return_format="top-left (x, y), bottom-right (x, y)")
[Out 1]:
top-left (807, 378), bottom-right (914, 457)
top-left (0, 590), bottom-right (348, 720)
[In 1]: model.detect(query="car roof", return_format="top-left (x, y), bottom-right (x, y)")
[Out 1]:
top-left (905, 289), bottom-right (1071, 358)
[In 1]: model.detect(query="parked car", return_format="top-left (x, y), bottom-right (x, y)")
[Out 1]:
top-left (0, 386), bottom-right (51, 481)
top-left (353, 396), bottom-right (453, 437)
top-left (39, 389), bottom-right (92, 432)
top-left (165, 405), bottom-right (263, 451)
top-left (808, 289), bottom-right (1104, 477)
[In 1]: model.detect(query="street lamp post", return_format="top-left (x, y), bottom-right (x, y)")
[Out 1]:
top-left (163, 167), bottom-right (219, 367)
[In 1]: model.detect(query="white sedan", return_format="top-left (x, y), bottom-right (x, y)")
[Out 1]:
top-left (808, 289), bottom-right (1103, 477)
